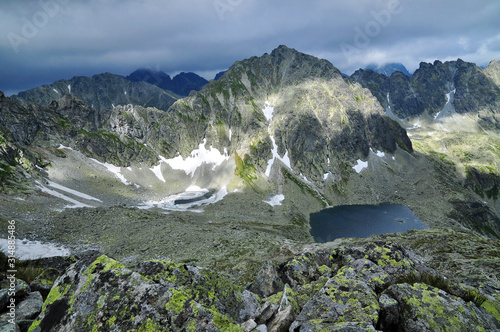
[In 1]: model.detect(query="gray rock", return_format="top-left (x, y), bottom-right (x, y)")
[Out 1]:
top-left (239, 290), bottom-right (260, 322)
top-left (255, 302), bottom-right (278, 325)
top-left (378, 293), bottom-right (399, 331)
top-left (16, 291), bottom-right (43, 321)
top-left (266, 305), bottom-right (294, 332)
top-left (241, 319), bottom-right (257, 332)
top-left (254, 324), bottom-right (267, 332)
top-left (0, 290), bottom-right (9, 312)
top-left (381, 283), bottom-right (499, 331)
top-left (0, 318), bottom-right (20, 332)
top-left (247, 261), bottom-right (283, 298)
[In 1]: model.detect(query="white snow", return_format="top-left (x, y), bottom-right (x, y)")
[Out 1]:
top-left (262, 101), bottom-right (275, 121)
top-left (90, 158), bottom-right (131, 185)
top-left (53, 88), bottom-right (59, 94)
top-left (67, 85), bottom-right (71, 93)
top-left (323, 173), bottom-right (330, 180)
top-left (212, 186), bottom-right (228, 204)
top-left (406, 123), bottom-right (421, 130)
top-left (435, 89), bottom-right (456, 119)
top-left (263, 194), bottom-right (285, 207)
top-left (164, 139), bottom-right (229, 177)
top-left (37, 181), bottom-right (92, 208)
top-left (445, 89), bottom-right (456, 104)
top-left (150, 163), bottom-right (165, 183)
top-left (229, 129), bottom-right (232, 142)
top-left (0, 239), bottom-right (70, 260)
top-left (265, 135), bottom-right (291, 177)
top-left (112, 104), bottom-right (115, 108)
top-left (353, 159), bottom-right (368, 173)
top-left (375, 150), bottom-right (385, 158)
top-left (139, 185), bottom-right (229, 212)
top-left (124, 91), bottom-right (127, 95)
top-left (57, 144), bottom-right (74, 151)
top-left (46, 180), bottom-right (101, 202)
top-left (300, 173), bottom-right (312, 184)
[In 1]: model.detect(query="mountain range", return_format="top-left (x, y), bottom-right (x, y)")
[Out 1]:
top-left (364, 63), bottom-right (412, 77)
top-left (126, 69), bottom-right (209, 96)
top-left (1, 45), bottom-right (500, 331)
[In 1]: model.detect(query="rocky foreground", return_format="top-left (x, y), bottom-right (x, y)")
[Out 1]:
top-left (1, 229), bottom-right (499, 331)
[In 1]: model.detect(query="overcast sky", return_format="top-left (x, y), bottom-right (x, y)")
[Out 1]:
top-left (1, 0), bottom-right (499, 95)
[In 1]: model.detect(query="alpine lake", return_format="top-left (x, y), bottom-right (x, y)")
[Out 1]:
top-left (309, 203), bottom-right (429, 243)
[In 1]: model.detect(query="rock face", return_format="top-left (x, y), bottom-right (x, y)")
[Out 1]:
top-left (0, 92), bottom-right (160, 187)
top-left (350, 59), bottom-right (500, 125)
top-left (484, 60), bottom-right (500, 87)
top-left (126, 69), bottom-right (209, 96)
top-left (12, 73), bottom-right (180, 112)
top-left (160, 45), bottom-right (412, 182)
top-left (25, 238), bottom-right (500, 331)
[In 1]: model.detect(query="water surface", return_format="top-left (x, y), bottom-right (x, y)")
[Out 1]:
top-left (310, 203), bottom-right (428, 243)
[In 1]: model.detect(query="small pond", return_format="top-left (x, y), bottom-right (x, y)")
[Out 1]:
top-left (309, 203), bottom-right (428, 243)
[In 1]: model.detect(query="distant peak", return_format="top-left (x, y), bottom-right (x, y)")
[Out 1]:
top-left (365, 63), bottom-right (411, 77)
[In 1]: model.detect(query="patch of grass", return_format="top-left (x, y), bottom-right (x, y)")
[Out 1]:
top-left (234, 152), bottom-right (257, 184)
top-left (15, 261), bottom-right (45, 284)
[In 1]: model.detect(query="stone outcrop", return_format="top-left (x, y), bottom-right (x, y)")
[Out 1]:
top-left (11, 238), bottom-right (498, 332)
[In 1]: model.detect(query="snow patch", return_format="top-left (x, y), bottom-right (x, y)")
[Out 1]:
top-left (353, 159), bottom-right (368, 173)
top-left (90, 158), bottom-right (131, 185)
top-left (229, 128), bottom-right (232, 141)
top-left (150, 163), bottom-right (165, 183)
top-left (57, 144), bottom-right (74, 151)
top-left (0, 239), bottom-right (71, 260)
top-left (300, 173), bottom-right (312, 184)
top-left (139, 185), bottom-right (229, 212)
top-left (46, 180), bottom-right (101, 202)
top-left (37, 181), bottom-right (92, 208)
top-left (53, 88), bottom-right (59, 94)
top-left (265, 136), bottom-right (291, 177)
top-left (263, 194), bottom-right (285, 207)
top-left (124, 91), bottom-right (127, 95)
top-left (406, 123), bottom-right (421, 130)
top-left (112, 104), bottom-right (115, 108)
top-left (67, 85), bottom-right (71, 93)
top-left (262, 102), bottom-right (274, 121)
top-left (435, 89), bottom-right (456, 120)
top-left (375, 150), bottom-right (385, 158)
top-left (164, 139), bottom-right (229, 177)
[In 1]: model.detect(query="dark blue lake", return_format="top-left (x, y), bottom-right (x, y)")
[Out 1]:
top-left (309, 203), bottom-right (428, 243)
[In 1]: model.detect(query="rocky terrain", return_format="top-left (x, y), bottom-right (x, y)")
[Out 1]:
top-left (0, 228), bottom-right (499, 331)
top-left (1, 45), bottom-right (500, 331)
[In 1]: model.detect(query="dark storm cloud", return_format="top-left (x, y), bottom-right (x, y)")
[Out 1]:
top-left (0, 0), bottom-right (499, 94)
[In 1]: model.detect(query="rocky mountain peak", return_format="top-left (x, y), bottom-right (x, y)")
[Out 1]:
top-left (484, 60), bottom-right (500, 87)
top-left (351, 58), bottom-right (500, 123)
top-left (365, 63), bottom-right (411, 77)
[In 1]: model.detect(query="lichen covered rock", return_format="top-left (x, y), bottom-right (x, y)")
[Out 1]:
top-left (23, 239), bottom-right (500, 331)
